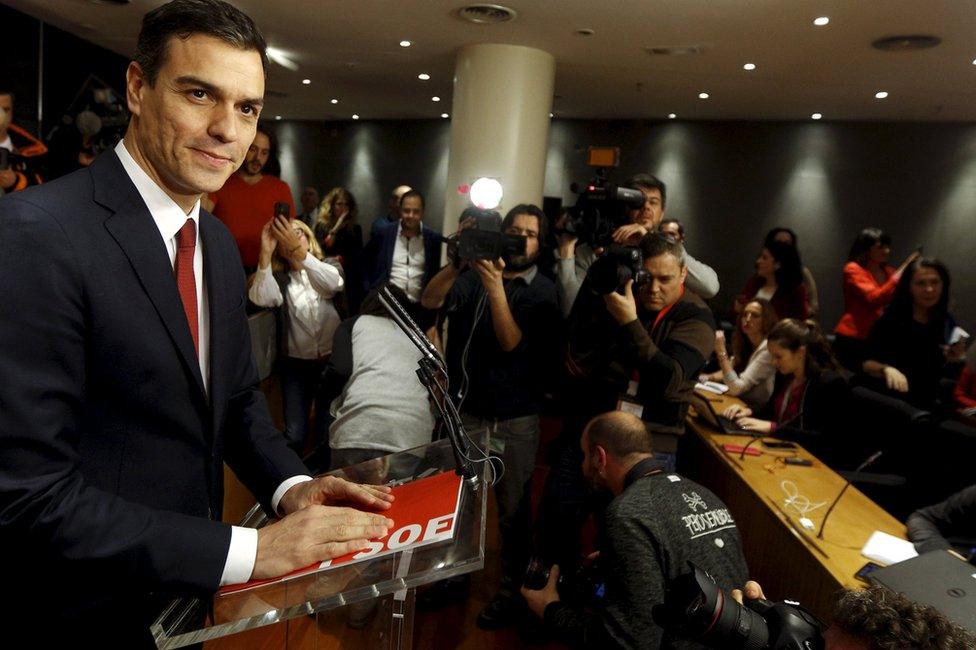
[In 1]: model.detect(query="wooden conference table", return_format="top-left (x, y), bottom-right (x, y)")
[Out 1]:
top-left (681, 391), bottom-right (908, 621)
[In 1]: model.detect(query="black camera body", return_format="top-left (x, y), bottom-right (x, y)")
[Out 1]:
top-left (655, 563), bottom-right (824, 650)
top-left (587, 244), bottom-right (652, 296)
top-left (562, 172), bottom-right (645, 248)
top-left (456, 206), bottom-right (526, 261)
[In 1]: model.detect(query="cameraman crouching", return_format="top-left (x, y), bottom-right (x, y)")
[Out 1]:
top-left (522, 411), bottom-right (748, 649)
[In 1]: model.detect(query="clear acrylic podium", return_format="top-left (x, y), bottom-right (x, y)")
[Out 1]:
top-left (151, 430), bottom-right (489, 649)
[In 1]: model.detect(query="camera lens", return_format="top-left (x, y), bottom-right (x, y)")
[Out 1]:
top-left (700, 591), bottom-right (769, 650)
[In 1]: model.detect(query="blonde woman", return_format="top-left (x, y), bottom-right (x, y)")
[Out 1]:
top-left (249, 213), bottom-right (344, 455)
top-left (315, 187), bottom-right (365, 312)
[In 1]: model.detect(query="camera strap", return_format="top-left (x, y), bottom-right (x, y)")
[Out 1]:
top-left (648, 286), bottom-right (685, 337)
top-left (623, 457), bottom-right (665, 491)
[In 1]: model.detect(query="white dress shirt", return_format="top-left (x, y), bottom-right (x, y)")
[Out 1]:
top-left (389, 222), bottom-right (426, 302)
top-left (0, 135), bottom-right (13, 152)
top-left (115, 140), bottom-right (311, 587)
top-left (248, 256), bottom-right (344, 358)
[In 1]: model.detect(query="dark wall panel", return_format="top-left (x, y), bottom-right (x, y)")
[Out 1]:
top-left (276, 117), bottom-right (976, 330)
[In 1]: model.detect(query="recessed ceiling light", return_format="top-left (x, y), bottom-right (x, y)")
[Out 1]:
top-left (330, 98), bottom-right (339, 104)
top-left (275, 115), bottom-right (282, 121)
top-left (549, 112), bottom-right (554, 118)
top-left (811, 113), bottom-right (822, 120)
top-left (441, 113), bottom-right (449, 118)
top-left (432, 96), bottom-right (441, 102)
top-left (972, 58), bottom-right (976, 65)
top-left (743, 63), bottom-right (756, 71)
top-left (813, 16), bottom-right (830, 26)
top-left (418, 73), bottom-right (431, 81)
top-left (875, 91), bottom-right (889, 99)
top-left (352, 114), bottom-right (360, 120)
top-left (698, 92), bottom-right (709, 99)
top-left (668, 113), bottom-right (677, 119)
top-left (400, 40), bottom-right (412, 47)
top-left (302, 78), bottom-right (311, 85)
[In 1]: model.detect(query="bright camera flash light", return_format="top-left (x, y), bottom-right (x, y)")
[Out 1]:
top-left (469, 177), bottom-right (503, 210)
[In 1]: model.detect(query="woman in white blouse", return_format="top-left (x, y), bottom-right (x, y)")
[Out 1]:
top-left (702, 298), bottom-right (779, 409)
top-left (249, 214), bottom-right (344, 454)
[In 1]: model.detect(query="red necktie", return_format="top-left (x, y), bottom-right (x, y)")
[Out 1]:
top-left (175, 218), bottom-right (199, 356)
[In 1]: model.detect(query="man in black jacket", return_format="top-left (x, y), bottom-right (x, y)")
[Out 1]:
top-left (522, 411), bottom-right (749, 649)
top-left (907, 484), bottom-right (976, 558)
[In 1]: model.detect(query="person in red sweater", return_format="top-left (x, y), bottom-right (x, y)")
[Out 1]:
top-left (833, 228), bottom-right (919, 371)
top-left (206, 127), bottom-right (294, 269)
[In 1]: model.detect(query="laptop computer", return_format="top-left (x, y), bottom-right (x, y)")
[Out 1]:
top-left (688, 390), bottom-right (754, 436)
top-left (870, 551), bottom-right (976, 634)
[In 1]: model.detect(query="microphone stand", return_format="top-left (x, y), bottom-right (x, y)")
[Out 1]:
top-left (378, 287), bottom-right (478, 484)
top-left (817, 450), bottom-right (883, 539)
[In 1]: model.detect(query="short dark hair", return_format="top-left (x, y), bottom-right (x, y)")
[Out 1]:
top-left (660, 218), bottom-right (684, 238)
top-left (502, 203), bottom-right (548, 242)
top-left (848, 227), bottom-right (892, 265)
top-left (833, 585), bottom-right (975, 649)
top-left (400, 189), bottom-right (425, 210)
top-left (586, 412), bottom-right (653, 459)
top-left (134, 0), bottom-right (269, 86)
top-left (639, 231), bottom-right (685, 266)
top-left (0, 89), bottom-right (12, 102)
top-left (623, 173), bottom-right (667, 207)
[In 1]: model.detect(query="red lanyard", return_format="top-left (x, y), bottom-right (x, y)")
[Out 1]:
top-left (650, 286), bottom-right (685, 336)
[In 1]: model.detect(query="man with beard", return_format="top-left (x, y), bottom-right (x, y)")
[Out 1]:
top-left (208, 127), bottom-right (295, 270)
top-left (421, 203), bottom-right (560, 628)
top-left (522, 411), bottom-right (748, 649)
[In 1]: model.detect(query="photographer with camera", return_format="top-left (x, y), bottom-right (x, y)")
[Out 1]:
top-left (0, 89), bottom-right (47, 194)
top-left (534, 233), bottom-right (719, 622)
top-left (421, 203), bottom-right (560, 628)
top-left (521, 411), bottom-right (748, 649)
top-left (554, 173), bottom-right (718, 317)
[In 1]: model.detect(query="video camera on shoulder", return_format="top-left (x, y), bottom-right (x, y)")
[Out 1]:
top-left (451, 177), bottom-right (526, 262)
top-left (654, 562), bottom-right (824, 650)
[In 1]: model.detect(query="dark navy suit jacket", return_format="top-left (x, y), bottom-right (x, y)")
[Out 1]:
top-left (363, 220), bottom-right (445, 294)
top-left (0, 150), bottom-right (308, 640)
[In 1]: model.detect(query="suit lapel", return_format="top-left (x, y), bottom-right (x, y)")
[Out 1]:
top-left (93, 152), bottom-right (208, 400)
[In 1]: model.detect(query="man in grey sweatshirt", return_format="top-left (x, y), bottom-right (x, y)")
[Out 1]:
top-left (522, 411), bottom-right (748, 649)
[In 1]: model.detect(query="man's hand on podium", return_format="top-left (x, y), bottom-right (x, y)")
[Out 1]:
top-left (252, 505), bottom-right (395, 580)
top-left (252, 476), bottom-right (396, 580)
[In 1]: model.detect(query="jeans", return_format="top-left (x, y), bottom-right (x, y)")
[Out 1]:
top-left (280, 356), bottom-right (330, 454)
top-left (462, 412), bottom-right (540, 597)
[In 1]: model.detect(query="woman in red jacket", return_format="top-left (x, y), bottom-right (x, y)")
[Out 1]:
top-left (833, 228), bottom-right (919, 370)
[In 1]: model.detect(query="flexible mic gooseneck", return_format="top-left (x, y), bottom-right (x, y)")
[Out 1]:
top-left (816, 450), bottom-right (883, 540)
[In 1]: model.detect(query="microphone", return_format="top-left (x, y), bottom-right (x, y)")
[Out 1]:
top-left (816, 450), bottom-right (883, 539)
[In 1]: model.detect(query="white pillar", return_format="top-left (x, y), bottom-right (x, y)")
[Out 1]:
top-left (442, 43), bottom-right (555, 238)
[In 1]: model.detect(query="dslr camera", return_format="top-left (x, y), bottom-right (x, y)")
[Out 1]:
top-left (523, 555), bottom-right (605, 607)
top-left (655, 563), bottom-right (824, 650)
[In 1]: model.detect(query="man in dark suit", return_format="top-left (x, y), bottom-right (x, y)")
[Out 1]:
top-left (0, 1), bottom-right (393, 642)
top-left (363, 189), bottom-right (444, 324)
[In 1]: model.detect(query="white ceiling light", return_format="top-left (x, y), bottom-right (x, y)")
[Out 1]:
top-left (275, 115), bottom-right (282, 120)
top-left (549, 112), bottom-right (554, 118)
top-left (399, 40), bottom-right (412, 47)
top-left (441, 113), bottom-right (449, 118)
top-left (668, 113), bottom-right (677, 119)
top-left (811, 113), bottom-right (822, 120)
top-left (875, 91), bottom-right (889, 99)
top-left (302, 78), bottom-right (311, 85)
top-left (813, 16), bottom-right (830, 26)
top-left (972, 58), bottom-right (976, 65)
top-left (743, 63), bottom-right (757, 71)
top-left (698, 92), bottom-right (709, 99)
top-left (418, 73), bottom-right (431, 81)
top-left (432, 96), bottom-right (441, 102)
top-left (330, 98), bottom-right (339, 104)
top-left (352, 114), bottom-right (360, 120)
